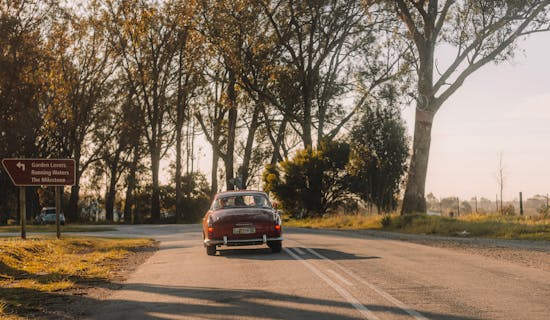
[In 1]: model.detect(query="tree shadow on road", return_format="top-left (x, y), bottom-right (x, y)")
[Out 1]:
top-left (82, 283), bottom-right (482, 320)
top-left (0, 259), bottom-right (480, 320)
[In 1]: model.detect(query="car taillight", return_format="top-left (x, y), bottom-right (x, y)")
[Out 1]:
top-left (207, 216), bottom-right (214, 235)
top-left (275, 224), bottom-right (281, 231)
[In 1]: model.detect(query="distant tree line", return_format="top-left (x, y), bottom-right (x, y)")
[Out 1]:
top-left (1, 1), bottom-right (548, 223)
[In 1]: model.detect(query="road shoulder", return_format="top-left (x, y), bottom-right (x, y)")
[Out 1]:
top-left (356, 229), bottom-right (550, 272)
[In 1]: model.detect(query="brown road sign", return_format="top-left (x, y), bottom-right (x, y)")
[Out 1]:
top-left (1, 158), bottom-right (76, 186)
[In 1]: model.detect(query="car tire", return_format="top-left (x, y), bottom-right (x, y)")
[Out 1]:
top-left (268, 240), bottom-right (282, 253)
top-left (206, 245), bottom-right (216, 256)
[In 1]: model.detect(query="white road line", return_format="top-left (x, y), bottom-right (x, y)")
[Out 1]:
top-left (284, 248), bottom-right (381, 320)
top-left (293, 247), bottom-right (305, 255)
top-left (300, 245), bottom-right (429, 320)
top-left (327, 269), bottom-right (355, 287)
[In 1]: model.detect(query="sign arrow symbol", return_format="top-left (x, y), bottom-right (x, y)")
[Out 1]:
top-left (16, 162), bottom-right (25, 171)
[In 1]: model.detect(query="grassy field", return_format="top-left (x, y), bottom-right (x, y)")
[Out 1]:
top-left (285, 213), bottom-right (550, 241)
top-left (0, 225), bottom-right (117, 233)
top-left (0, 236), bottom-right (156, 319)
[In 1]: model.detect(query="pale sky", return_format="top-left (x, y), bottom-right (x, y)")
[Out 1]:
top-left (162, 33), bottom-right (550, 202)
top-left (406, 33), bottom-right (550, 201)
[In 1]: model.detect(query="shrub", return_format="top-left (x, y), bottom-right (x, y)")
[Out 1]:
top-left (263, 140), bottom-right (351, 217)
top-left (502, 204), bottom-right (516, 215)
top-left (347, 104), bottom-right (409, 213)
top-left (381, 215), bottom-right (392, 227)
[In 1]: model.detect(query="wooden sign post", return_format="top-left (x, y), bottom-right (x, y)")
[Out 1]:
top-left (2, 158), bottom-right (75, 239)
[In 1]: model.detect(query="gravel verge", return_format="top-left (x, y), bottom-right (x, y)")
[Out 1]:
top-left (352, 229), bottom-right (550, 272)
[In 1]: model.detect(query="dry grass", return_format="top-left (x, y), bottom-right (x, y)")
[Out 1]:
top-left (285, 214), bottom-right (382, 229)
top-left (0, 225), bottom-right (117, 233)
top-left (0, 236), bottom-right (155, 319)
top-left (384, 214), bottom-right (550, 240)
top-left (285, 213), bottom-right (550, 240)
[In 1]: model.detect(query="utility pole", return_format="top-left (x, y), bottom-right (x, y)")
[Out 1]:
top-left (457, 197), bottom-right (460, 216)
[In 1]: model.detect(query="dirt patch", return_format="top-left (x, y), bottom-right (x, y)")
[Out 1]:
top-left (30, 243), bottom-right (158, 319)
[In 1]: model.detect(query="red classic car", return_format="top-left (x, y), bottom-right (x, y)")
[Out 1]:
top-left (202, 191), bottom-right (283, 255)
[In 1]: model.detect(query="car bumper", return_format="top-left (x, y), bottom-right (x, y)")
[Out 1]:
top-left (204, 234), bottom-right (283, 246)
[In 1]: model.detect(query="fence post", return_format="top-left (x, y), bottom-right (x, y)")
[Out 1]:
top-left (519, 192), bottom-right (523, 216)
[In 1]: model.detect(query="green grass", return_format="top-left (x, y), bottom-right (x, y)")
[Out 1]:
top-left (0, 225), bottom-right (117, 233)
top-left (0, 236), bottom-right (156, 319)
top-left (285, 213), bottom-right (550, 240)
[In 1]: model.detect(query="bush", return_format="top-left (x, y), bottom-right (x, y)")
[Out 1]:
top-left (502, 204), bottom-right (516, 215)
top-left (347, 104), bottom-right (409, 213)
top-left (263, 140), bottom-right (351, 217)
top-left (537, 205), bottom-right (549, 218)
top-left (381, 215), bottom-right (392, 227)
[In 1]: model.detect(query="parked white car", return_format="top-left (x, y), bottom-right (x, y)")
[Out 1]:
top-left (35, 207), bottom-right (66, 225)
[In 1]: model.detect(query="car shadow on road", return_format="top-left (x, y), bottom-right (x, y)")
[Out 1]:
top-left (82, 283), bottom-right (482, 320)
top-left (216, 246), bottom-right (380, 261)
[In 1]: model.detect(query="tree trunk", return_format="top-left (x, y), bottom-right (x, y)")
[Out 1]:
top-left (401, 108), bottom-right (434, 214)
top-left (175, 47), bottom-right (185, 223)
top-left (105, 178), bottom-right (117, 221)
top-left (302, 98), bottom-right (313, 148)
top-left (401, 27), bottom-right (436, 215)
top-left (225, 71), bottom-right (237, 191)
top-left (270, 117), bottom-right (288, 165)
top-left (175, 126), bottom-right (183, 222)
top-left (105, 161), bottom-right (119, 222)
top-left (241, 104), bottom-right (260, 188)
top-left (151, 148), bottom-right (161, 222)
top-left (211, 146), bottom-right (219, 197)
top-left (124, 144), bottom-right (139, 224)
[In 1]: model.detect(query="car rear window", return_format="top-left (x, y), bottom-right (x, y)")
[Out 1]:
top-left (213, 194), bottom-right (271, 210)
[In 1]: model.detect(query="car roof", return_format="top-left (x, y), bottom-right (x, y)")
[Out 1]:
top-left (215, 190), bottom-right (268, 198)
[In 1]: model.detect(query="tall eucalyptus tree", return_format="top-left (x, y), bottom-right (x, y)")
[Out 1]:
top-left (390, 0), bottom-right (550, 214)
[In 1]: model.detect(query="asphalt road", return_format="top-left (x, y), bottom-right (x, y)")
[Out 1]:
top-left (79, 225), bottom-right (550, 320)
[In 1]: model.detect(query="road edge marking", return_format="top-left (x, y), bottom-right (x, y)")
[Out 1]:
top-left (301, 245), bottom-right (429, 320)
top-left (327, 269), bottom-right (355, 287)
top-left (284, 248), bottom-right (380, 320)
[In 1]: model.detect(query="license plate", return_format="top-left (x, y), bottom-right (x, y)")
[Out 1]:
top-left (233, 227), bottom-right (255, 234)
